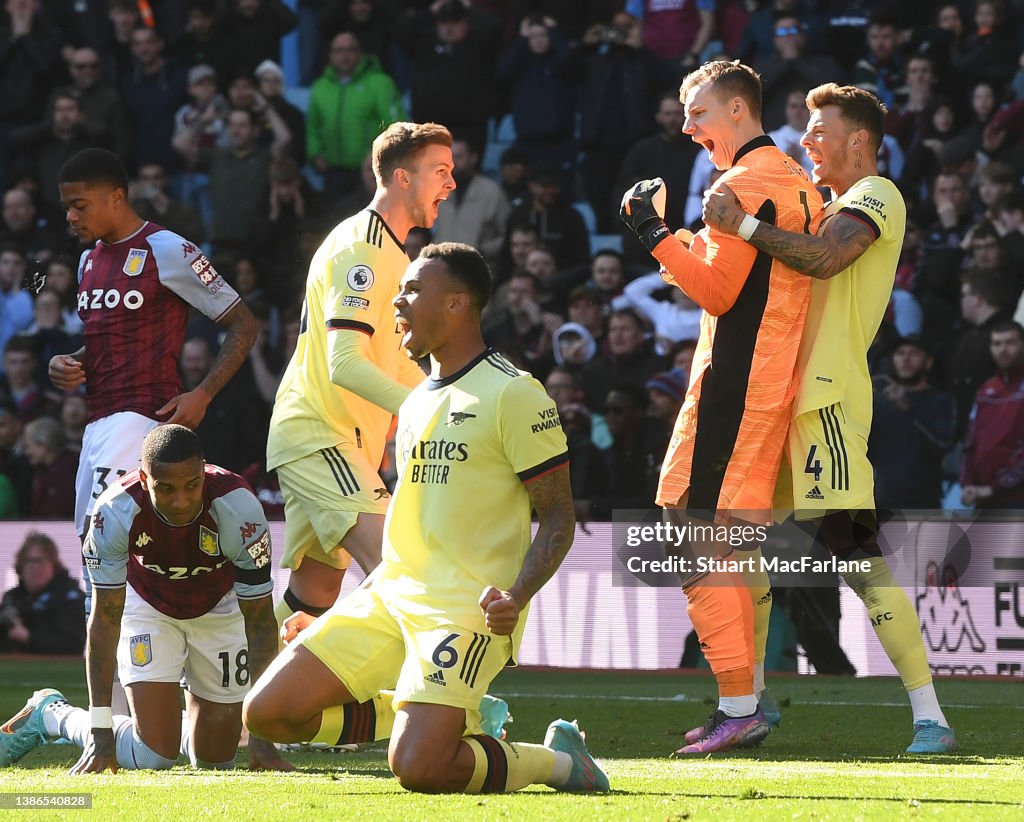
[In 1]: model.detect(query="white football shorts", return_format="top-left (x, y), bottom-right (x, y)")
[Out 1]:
top-left (75, 411), bottom-right (159, 537)
top-left (117, 584), bottom-right (250, 704)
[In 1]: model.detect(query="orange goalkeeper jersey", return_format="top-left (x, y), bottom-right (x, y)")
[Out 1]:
top-left (651, 135), bottom-right (823, 522)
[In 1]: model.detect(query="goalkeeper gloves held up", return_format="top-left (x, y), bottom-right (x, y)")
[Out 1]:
top-left (620, 178), bottom-right (670, 253)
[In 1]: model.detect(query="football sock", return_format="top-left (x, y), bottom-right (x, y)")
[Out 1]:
top-left (463, 735), bottom-right (562, 793)
top-left (754, 662), bottom-right (766, 696)
top-left (193, 755), bottom-right (236, 769)
top-left (309, 692), bottom-right (395, 746)
top-left (684, 579), bottom-right (755, 703)
top-left (178, 716), bottom-right (236, 768)
top-left (44, 702), bottom-right (92, 746)
top-left (742, 546), bottom-right (772, 691)
top-left (118, 724), bottom-right (177, 770)
top-left (718, 695), bottom-right (759, 717)
top-left (843, 556), bottom-right (942, 711)
top-left (907, 683), bottom-right (949, 726)
top-left (52, 707), bottom-right (183, 770)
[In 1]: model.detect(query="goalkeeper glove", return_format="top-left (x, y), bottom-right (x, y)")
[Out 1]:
top-left (619, 178), bottom-right (670, 253)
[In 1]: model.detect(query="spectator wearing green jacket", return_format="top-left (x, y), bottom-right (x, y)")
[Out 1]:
top-left (307, 31), bottom-right (406, 196)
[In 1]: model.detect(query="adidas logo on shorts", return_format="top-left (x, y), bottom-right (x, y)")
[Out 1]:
top-left (805, 486), bottom-right (825, 500)
top-left (424, 670), bottom-right (446, 687)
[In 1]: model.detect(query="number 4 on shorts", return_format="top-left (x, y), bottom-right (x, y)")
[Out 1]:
top-left (805, 445), bottom-right (823, 483)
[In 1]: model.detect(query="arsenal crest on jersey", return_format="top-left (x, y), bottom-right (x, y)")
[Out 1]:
top-left (199, 525), bottom-right (220, 557)
top-left (123, 248), bottom-right (148, 277)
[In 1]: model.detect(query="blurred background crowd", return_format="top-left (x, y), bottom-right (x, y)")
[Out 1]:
top-left (2, 0), bottom-right (1024, 523)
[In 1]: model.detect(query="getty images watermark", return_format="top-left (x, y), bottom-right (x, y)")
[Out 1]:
top-left (609, 508), bottom-right (1024, 588)
top-left (622, 522), bottom-right (872, 577)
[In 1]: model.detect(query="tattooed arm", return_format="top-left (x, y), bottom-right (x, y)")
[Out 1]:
top-left (703, 183), bottom-right (877, 280)
top-left (72, 586), bottom-right (125, 774)
top-left (85, 586), bottom-right (124, 712)
top-left (479, 463), bottom-right (575, 636)
top-left (746, 213), bottom-right (877, 280)
top-left (238, 595), bottom-right (294, 771)
top-left (157, 300), bottom-right (258, 428)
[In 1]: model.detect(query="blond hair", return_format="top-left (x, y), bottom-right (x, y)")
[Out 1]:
top-left (680, 60), bottom-right (763, 120)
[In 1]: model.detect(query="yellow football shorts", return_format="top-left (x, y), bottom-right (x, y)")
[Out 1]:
top-left (301, 580), bottom-right (512, 734)
top-left (276, 446), bottom-right (391, 571)
top-left (780, 402), bottom-right (875, 519)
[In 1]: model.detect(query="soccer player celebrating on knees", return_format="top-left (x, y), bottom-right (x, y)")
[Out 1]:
top-left (620, 60), bottom-right (823, 754)
top-left (0, 425), bottom-right (291, 772)
top-left (702, 83), bottom-right (956, 754)
top-left (245, 243), bottom-right (608, 793)
top-left (267, 123), bottom-right (453, 633)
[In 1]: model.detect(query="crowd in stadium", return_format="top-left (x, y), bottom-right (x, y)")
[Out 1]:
top-left (1, 0), bottom-right (1023, 520)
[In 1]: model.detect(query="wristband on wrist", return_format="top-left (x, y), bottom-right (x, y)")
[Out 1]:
top-left (737, 214), bottom-right (760, 241)
top-left (640, 221), bottom-right (671, 253)
top-left (90, 706), bottom-right (113, 729)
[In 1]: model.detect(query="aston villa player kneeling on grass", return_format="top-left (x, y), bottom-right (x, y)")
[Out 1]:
top-left (0, 426), bottom-right (291, 773)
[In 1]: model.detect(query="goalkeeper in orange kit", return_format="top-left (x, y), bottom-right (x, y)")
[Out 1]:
top-left (621, 60), bottom-right (822, 754)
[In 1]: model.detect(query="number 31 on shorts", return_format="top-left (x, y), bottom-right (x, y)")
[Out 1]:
top-left (92, 466), bottom-right (128, 499)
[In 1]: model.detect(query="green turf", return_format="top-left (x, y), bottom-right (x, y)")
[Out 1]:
top-left (1, 658), bottom-right (1022, 820)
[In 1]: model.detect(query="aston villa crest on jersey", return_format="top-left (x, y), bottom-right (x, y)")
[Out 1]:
top-left (123, 248), bottom-right (148, 276)
top-left (199, 525), bottom-right (220, 557)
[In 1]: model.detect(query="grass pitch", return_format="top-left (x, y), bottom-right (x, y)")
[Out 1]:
top-left (1, 658), bottom-right (1021, 820)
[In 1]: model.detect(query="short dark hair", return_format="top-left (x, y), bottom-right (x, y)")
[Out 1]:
top-left (419, 241), bottom-right (493, 310)
top-left (961, 267), bottom-right (1004, 308)
top-left (990, 319), bottom-right (1024, 342)
top-left (509, 269), bottom-right (540, 292)
top-left (372, 122), bottom-right (452, 183)
top-left (806, 83), bottom-right (887, 153)
top-left (228, 106), bottom-right (256, 125)
top-left (978, 161), bottom-right (1015, 186)
top-left (970, 220), bottom-right (1001, 245)
top-left (4, 334), bottom-right (37, 357)
top-left (58, 148), bottom-right (130, 193)
top-left (606, 383), bottom-right (648, 412)
top-left (866, 10), bottom-right (897, 30)
top-left (592, 248), bottom-right (624, 267)
top-left (993, 191), bottom-right (1024, 216)
top-left (509, 222), bottom-right (539, 238)
top-left (669, 338), bottom-right (698, 359)
top-left (141, 424), bottom-right (204, 471)
top-left (609, 307), bottom-right (645, 332)
top-left (546, 366), bottom-right (581, 389)
top-left (680, 60), bottom-right (763, 121)
top-left (51, 90), bottom-right (82, 110)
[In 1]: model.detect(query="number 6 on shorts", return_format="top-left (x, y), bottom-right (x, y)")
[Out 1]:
top-left (431, 632), bottom-right (460, 668)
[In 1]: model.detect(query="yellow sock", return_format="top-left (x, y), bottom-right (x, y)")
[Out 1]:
top-left (273, 597), bottom-right (294, 652)
top-left (309, 693), bottom-right (396, 745)
top-left (742, 547), bottom-right (772, 670)
top-left (310, 705), bottom-right (345, 745)
top-left (843, 556), bottom-right (932, 690)
top-left (463, 736), bottom-right (557, 793)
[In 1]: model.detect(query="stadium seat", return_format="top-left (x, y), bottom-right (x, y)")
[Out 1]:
top-left (482, 114), bottom-right (517, 175)
top-left (283, 86), bottom-right (310, 114)
top-left (572, 201), bottom-right (598, 235)
top-left (589, 234), bottom-right (623, 255)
